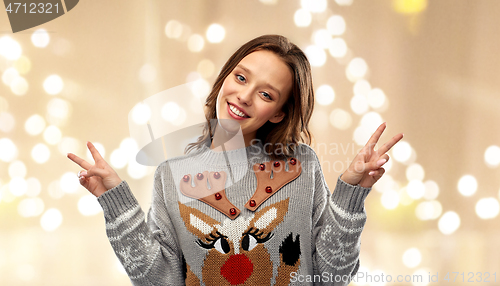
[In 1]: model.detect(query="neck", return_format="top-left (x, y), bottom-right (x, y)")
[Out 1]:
top-left (210, 124), bottom-right (256, 151)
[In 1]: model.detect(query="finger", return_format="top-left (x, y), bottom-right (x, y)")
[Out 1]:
top-left (368, 159), bottom-right (385, 171)
top-left (368, 167), bottom-right (385, 178)
top-left (364, 122), bottom-right (387, 151)
top-left (378, 154), bottom-right (390, 165)
top-left (87, 141), bottom-right (105, 162)
top-left (374, 168), bottom-right (386, 181)
top-left (77, 170), bottom-right (87, 178)
top-left (377, 133), bottom-right (404, 155)
top-left (86, 167), bottom-right (108, 178)
top-left (367, 154), bottom-right (390, 171)
top-left (79, 175), bottom-right (89, 188)
top-left (67, 152), bottom-right (93, 170)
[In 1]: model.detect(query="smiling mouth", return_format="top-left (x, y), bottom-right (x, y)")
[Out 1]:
top-left (228, 103), bottom-right (249, 118)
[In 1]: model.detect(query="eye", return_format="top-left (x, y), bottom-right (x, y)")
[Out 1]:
top-left (236, 74), bottom-right (246, 82)
top-left (261, 92), bottom-right (272, 100)
top-left (196, 231), bottom-right (231, 254)
top-left (241, 234), bottom-right (258, 251)
top-left (214, 237), bottom-right (231, 254)
top-left (241, 227), bottom-right (273, 252)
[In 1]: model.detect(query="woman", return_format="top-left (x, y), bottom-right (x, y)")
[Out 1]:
top-left (68, 34), bottom-right (403, 285)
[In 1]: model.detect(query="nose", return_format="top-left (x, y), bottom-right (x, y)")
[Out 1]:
top-left (237, 87), bottom-right (252, 106)
top-left (220, 254), bottom-right (253, 284)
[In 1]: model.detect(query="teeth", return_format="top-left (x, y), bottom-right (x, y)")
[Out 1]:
top-left (229, 104), bottom-right (246, 118)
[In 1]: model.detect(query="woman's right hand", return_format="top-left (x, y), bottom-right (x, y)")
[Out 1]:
top-left (67, 141), bottom-right (122, 197)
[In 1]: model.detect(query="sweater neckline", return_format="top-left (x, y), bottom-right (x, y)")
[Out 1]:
top-left (193, 140), bottom-right (267, 166)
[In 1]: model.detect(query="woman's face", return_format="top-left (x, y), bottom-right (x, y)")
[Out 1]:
top-left (216, 50), bottom-right (293, 142)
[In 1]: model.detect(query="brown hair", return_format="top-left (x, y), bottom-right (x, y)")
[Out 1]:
top-left (186, 34), bottom-right (314, 160)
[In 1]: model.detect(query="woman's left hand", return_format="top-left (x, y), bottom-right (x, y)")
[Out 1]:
top-left (340, 122), bottom-right (403, 188)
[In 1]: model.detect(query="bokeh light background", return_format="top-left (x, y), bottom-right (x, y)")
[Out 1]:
top-left (1, 0), bottom-right (500, 285)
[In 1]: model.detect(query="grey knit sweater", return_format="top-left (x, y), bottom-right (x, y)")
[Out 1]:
top-left (97, 141), bottom-right (371, 286)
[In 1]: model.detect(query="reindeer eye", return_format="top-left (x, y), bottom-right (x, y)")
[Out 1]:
top-left (214, 237), bottom-right (230, 254)
top-left (242, 234), bottom-right (258, 251)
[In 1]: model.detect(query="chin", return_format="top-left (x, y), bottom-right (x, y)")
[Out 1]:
top-left (217, 118), bottom-right (241, 134)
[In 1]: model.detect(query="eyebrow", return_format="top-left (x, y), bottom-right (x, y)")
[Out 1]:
top-left (236, 64), bottom-right (282, 97)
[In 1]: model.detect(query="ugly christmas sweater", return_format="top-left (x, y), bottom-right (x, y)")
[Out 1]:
top-left (97, 141), bottom-right (371, 286)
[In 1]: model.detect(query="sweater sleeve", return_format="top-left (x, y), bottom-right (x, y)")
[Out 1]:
top-left (311, 160), bottom-right (371, 285)
top-left (97, 163), bottom-right (185, 286)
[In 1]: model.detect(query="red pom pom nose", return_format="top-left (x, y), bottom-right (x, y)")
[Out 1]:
top-left (220, 254), bottom-right (253, 285)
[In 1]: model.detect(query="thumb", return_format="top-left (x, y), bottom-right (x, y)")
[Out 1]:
top-left (86, 167), bottom-right (108, 178)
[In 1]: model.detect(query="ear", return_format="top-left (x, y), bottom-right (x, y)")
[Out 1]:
top-left (178, 202), bottom-right (220, 239)
top-left (250, 198), bottom-right (289, 234)
top-left (269, 110), bottom-right (286, 124)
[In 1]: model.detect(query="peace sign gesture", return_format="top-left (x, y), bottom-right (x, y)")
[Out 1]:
top-left (67, 141), bottom-right (122, 197)
top-left (340, 123), bottom-right (404, 188)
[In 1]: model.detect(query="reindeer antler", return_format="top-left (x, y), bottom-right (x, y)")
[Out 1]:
top-left (179, 171), bottom-right (241, 219)
top-left (245, 158), bottom-right (302, 212)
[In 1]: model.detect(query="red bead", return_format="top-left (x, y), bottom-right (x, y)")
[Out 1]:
top-left (182, 175), bottom-right (189, 182)
top-left (249, 200), bottom-right (256, 207)
top-left (214, 172), bottom-right (220, 179)
top-left (273, 161), bottom-right (280, 167)
top-left (196, 173), bottom-right (204, 180)
top-left (259, 164), bottom-right (265, 171)
top-left (230, 208), bottom-right (237, 215)
top-left (215, 193), bottom-right (222, 200)
top-left (290, 158), bottom-right (297, 165)
top-left (265, 186), bottom-right (272, 193)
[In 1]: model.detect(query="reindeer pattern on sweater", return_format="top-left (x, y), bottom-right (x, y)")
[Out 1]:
top-left (97, 143), bottom-right (371, 286)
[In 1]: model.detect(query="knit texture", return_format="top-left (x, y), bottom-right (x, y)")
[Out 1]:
top-left (97, 141), bottom-right (371, 285)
